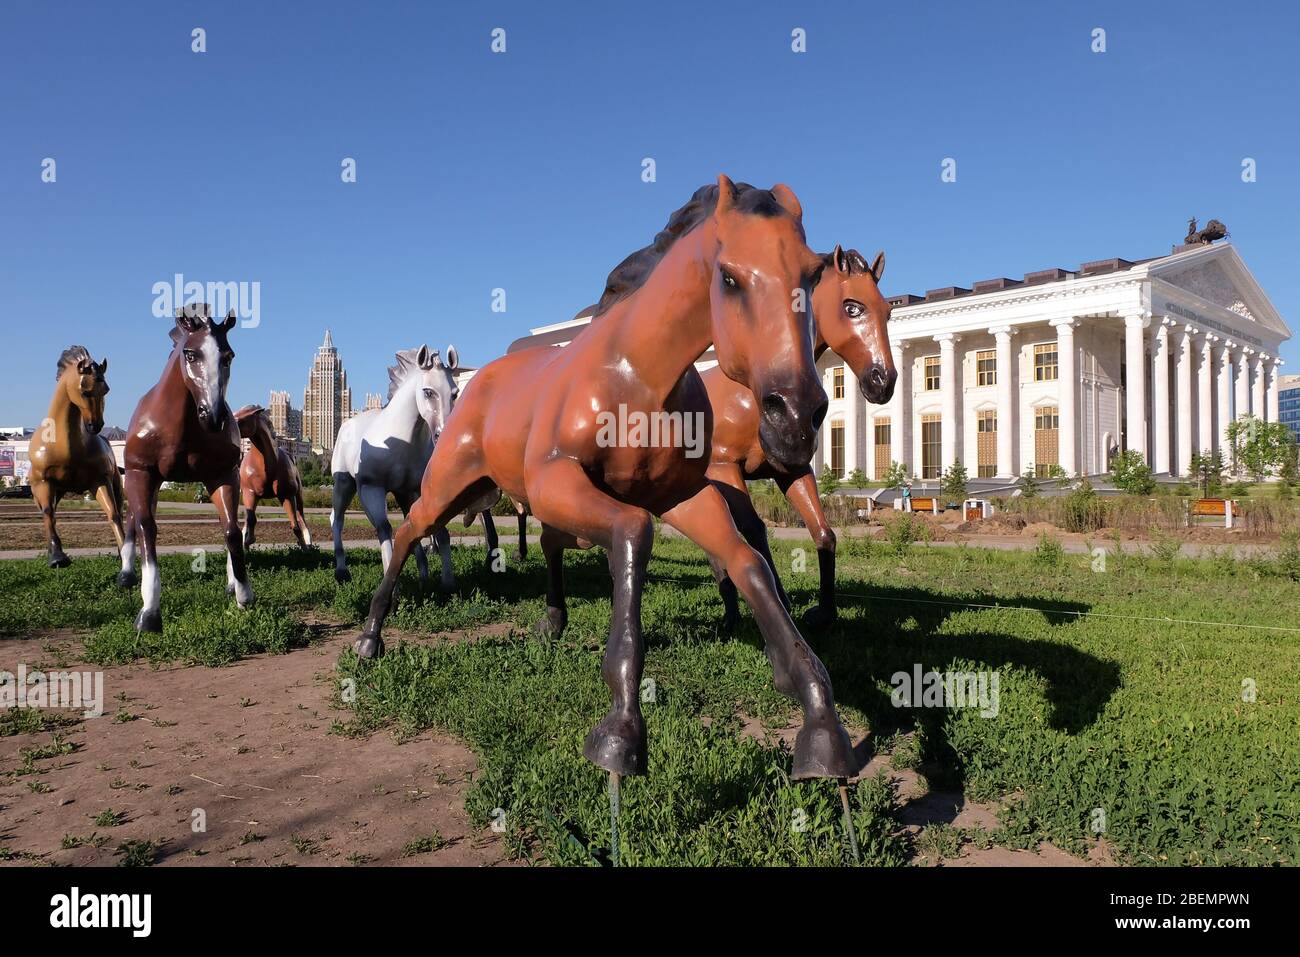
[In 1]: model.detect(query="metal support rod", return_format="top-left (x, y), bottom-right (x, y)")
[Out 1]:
top-left (609, 771), bottom-right (622, 868)
top-left (838, 779), bottom-right (860, 865)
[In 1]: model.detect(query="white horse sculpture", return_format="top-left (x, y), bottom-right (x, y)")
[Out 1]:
top-left (330, 345), bottom-right (498, 586)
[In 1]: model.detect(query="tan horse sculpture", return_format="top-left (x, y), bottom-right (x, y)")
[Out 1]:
top-left (26, 346), bottom-right (134, 584)
top-left (234, 405), bottom-right (312, 551)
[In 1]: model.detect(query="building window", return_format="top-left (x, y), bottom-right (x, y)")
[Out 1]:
top-left (924, 356), bottom-right (941, 391)
top-left (976, 350), bottom-right (997, 387)
top-left (1034, 342), bottom-right (1058, 381)
top-left (829, 420), bottom-right (845, 478)
top-left (1034, 405), bottom-right (1059, 476)
top-left (874, 418), bottom-right (891, 480)
top-left (921, 414), bottom-right (941, 479)
top-left (832, 367), bottom-right (845, 400)
top-left (977, 410), bottom-right (997, 478)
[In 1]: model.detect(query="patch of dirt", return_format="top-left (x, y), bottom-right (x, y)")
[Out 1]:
top-left (0, 629), bottom-right (510, 867)
top-left (0, 515), bottom-right (339, 552)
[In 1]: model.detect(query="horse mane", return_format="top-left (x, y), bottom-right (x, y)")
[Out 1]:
top-left (592, 182), bottom-right (787, 318)
top-left (233, 404), bottom-right (269, 425)
top-left (387, 348), bottom-right (439, 402)
top-left (838, 248), bottom-right (871, 276)
top-left (56, 345), bottom-right (92, 381)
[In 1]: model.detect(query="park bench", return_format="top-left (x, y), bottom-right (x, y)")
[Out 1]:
top-left (1188, 498), bottom-right (1240, 528)
top-left (895, 496), bottom-right (940, 514)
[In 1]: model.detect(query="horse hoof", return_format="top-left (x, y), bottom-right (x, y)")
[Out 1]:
top-left (719, 610), bottom-right (739, 635)
top-left (335, 567), bottom-right (352, 584)
top-left (439, 576), bottom-right (455, 591)
top-left (244, 535), bottom-right (256, 549)
top-left (534, 607), bottom-right (567, 639)
top-left (512, 550), bottom-right (526, 564)
top-left (803, 605), bottom-right (838, 629)
top-left (353, 634), bottom-right (384, 659)
top-left (791, 718), bottom-right (858, 780)
top-left (49, 554), bottom-right (71, 570)
top-left (135, 609), bottom-right (163, 634)
top-left (225, 582), bottom-right (236, 597)
top-left (583, 712), bottom-right (647, 776)
top-left (116, 570), bottom-right (137, 588)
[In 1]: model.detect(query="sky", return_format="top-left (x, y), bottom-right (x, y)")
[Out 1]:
top-left (2, 0), bottom-right (1298, 428)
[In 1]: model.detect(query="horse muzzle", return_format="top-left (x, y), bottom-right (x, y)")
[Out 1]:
top-left (758, 385), bottom-right (827, 471)
top-left (197, 405), bottom-right (225, 432)
top-left (860, 363), bottom-right (897, 405)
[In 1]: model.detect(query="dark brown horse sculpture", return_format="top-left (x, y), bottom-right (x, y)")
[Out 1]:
top-left (513, 247), bottom-right (897, 630)
top-left (120, 305), bottom-right (253, 632)
top-left (26, 347), bottom-right (134, 583)
top-left (705, 246), bottom-right (895, 628)
top-left (234, 405), bottom-right (311, 550)
top-left (351, 176), bottom-right (857, 785)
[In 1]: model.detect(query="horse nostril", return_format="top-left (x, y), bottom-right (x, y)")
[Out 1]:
top-left (869, 365), bottom-right (888, 391)
top-left (811, 396), bottom-right (828, 432)
top-left (762, 392), bottom-right (790, 424)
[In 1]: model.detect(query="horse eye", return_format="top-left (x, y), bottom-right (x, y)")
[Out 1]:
top-left (844, 301), bottom-right (863, 318)
top-left (183, 350), bottom-right (198, 362)
top-left (720, 268), bottom-right (739, 290)
top-left (422, 388), bottom-right (434, 399)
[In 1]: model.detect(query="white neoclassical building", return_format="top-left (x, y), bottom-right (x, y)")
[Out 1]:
top-left (817, 241), bottom-right (1291, 483)
top-left (504, 241), bottom-right (1291, 484)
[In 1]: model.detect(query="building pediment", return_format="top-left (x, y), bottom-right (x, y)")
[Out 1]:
top-left (1146, 244), bottom-right (1290, 344)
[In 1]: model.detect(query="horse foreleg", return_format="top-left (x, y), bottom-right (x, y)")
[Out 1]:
top-left (211, 479), bottom-right (254, 609)
top-left (358, 484), bottom-right (396, 575)
top-left (125, 469), bottom-right (162, 633)
top-left (514, 502), bottom-right (529, 562)
top-left (241, 487), bottom-right (258, 550)
top-left (480, 511), bottom-right (500, 571)
top-left (778, 467), bottom-right (837, 627)
top-left (331, 471), bottom-right (357, 582)
top-left (528, 458), bottom-right (653, 777)
top-left (395, 490), bottom-right (429, 587)
top-left (92, 481), bottom-right (134, 587)
top-left (295, 490), bottom-right (313, 547)
top-left (280, 496), bottom-right (306, 549)
top-left (33, 481), bottom-right (69, 568)
top-left (661, 484), bottom-right (855, 780)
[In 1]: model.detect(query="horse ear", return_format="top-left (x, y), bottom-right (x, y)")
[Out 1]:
top-left (416, 345), bottom-right (431, 370)
top-left (831, 245), bottom-right (848, 274)
top-left (445, 345), bottom-right (459, 371)
top-left (771, 183), bottom-right (802, 219)
top-left (870, 250), bottom-right (886, 283)
top-left (221, 309), bottom-right (236, 332)
top-left (715, 174), bottom-right (736, 216)
top-left (98, 358), bottom-right (108, 375)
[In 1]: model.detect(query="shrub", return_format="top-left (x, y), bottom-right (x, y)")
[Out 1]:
top-left (940, 460), bottom-right (968, 501)
top-left (883, 512), bottom-right (924, 556)
top-left (1032, 532), bottom-right (1063, 567)
top-left (1110, 450), bottom-right (1156, 496)
top-left (1060, 479), bottom-right (1105, 533)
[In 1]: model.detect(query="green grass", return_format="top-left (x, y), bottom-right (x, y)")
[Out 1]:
top-left (2, 533), bottom-right (1297, 866)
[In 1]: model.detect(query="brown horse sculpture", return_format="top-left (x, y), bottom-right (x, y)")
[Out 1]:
top-left (234, 405), bottom-right (312, 550)
top-left (120, 305), bottom-right (253, 633)
top-left (513, 247), bottom-right (897, 630)
top-left (26, 347), bottom-right (134, 584)
top-left (351, 176), bottom-right (857, 783)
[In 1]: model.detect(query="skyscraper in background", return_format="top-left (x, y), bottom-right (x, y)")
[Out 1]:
top-left (268, 390), bottom-right (302, 440)
top-left (302, 330), bottom-right (352, 451)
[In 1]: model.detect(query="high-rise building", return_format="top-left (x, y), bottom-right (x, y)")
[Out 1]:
top-left (268, 390), bottom-right (302, 440)
top-left (302, 330), bottom-right (353, 451)
top-left (1279, 374), bottom-right (1300, 443)
top-left (364, 392), bottom-right (383, 412)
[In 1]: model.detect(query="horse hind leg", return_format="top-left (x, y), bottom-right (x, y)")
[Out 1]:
top-left (395, 490), bottom-right (430, 587)
top-left (212, 480), bottom-right (254, 609)
top-left (295, 490), bottom-right (313, 547)
top-left (331, 471), bottom-right (357, 582)
top-left (94, 480), bottom-right (134, 587)
top-left (242, 487), bottom-right (258, 550)
top-left (281, 495), bottom-right (307, 549)
top-left (125, 469), bottom-right (163, 633)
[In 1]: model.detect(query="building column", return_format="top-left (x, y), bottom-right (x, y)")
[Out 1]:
top-left (1235, 347), bottom-right (1252, 423)
top-left (1151, 320), bottom-right (1172, 475)
top-left (990, 325), bottom-right (1016, 478)
top-left (1252, 354), bottom-right (1267, 422)
top-left (1175, 324), bottom-right (1195, 477)
top-left (935, 333), bottom-right (958, 473)
top-left (843, 365), bottom-right (860, 478)
top-left (889, 340), bottom-right (909, 476)
top-left (1196, 333), bottom-right (1216, 458)
top-left (1124, 313), bottom-right (1148, 459)
top-left (1267, 359), bottom-right (1282, 423)
top-left (1051, 318), bottom-right (1077, 476)
top-left (1217, 341), bottom-right (1236, 452)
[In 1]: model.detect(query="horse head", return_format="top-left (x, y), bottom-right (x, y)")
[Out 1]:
top-left (815, 245), bottom-right (897, 404)
top-left (171, 305), bottom-right (236, 432)
top-left (396, 344), bottom-right (460, 443)
top-left (705, 175), bottom-right (827, 470)
top-left (58, 346), bottom-right (109, 434)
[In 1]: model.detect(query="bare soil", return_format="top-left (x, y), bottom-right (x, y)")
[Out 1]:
top-left (0, 627), bottom-right (511, 867)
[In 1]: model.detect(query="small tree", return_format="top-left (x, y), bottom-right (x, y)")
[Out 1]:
top-left (817, 467), bottom-right (841, 497)
top-left (1190, 449), bottom-right (1224, 497)
top-left (1110, 449), bottom-right (1156, 496)
top-left (1017, 465), bottom-right (1041, 499)
top-left (1227, 415), bottom-right (1296, 484)
top-left (843, 467), bottom-right (868, 489)
top-left (940, 460), bottom-right (968, 501)
top-left (883, 461), bottom-right (909, 489)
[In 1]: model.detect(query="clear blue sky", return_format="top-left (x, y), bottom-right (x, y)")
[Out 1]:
top-left (3, 0), bottom-right (1297, 428)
